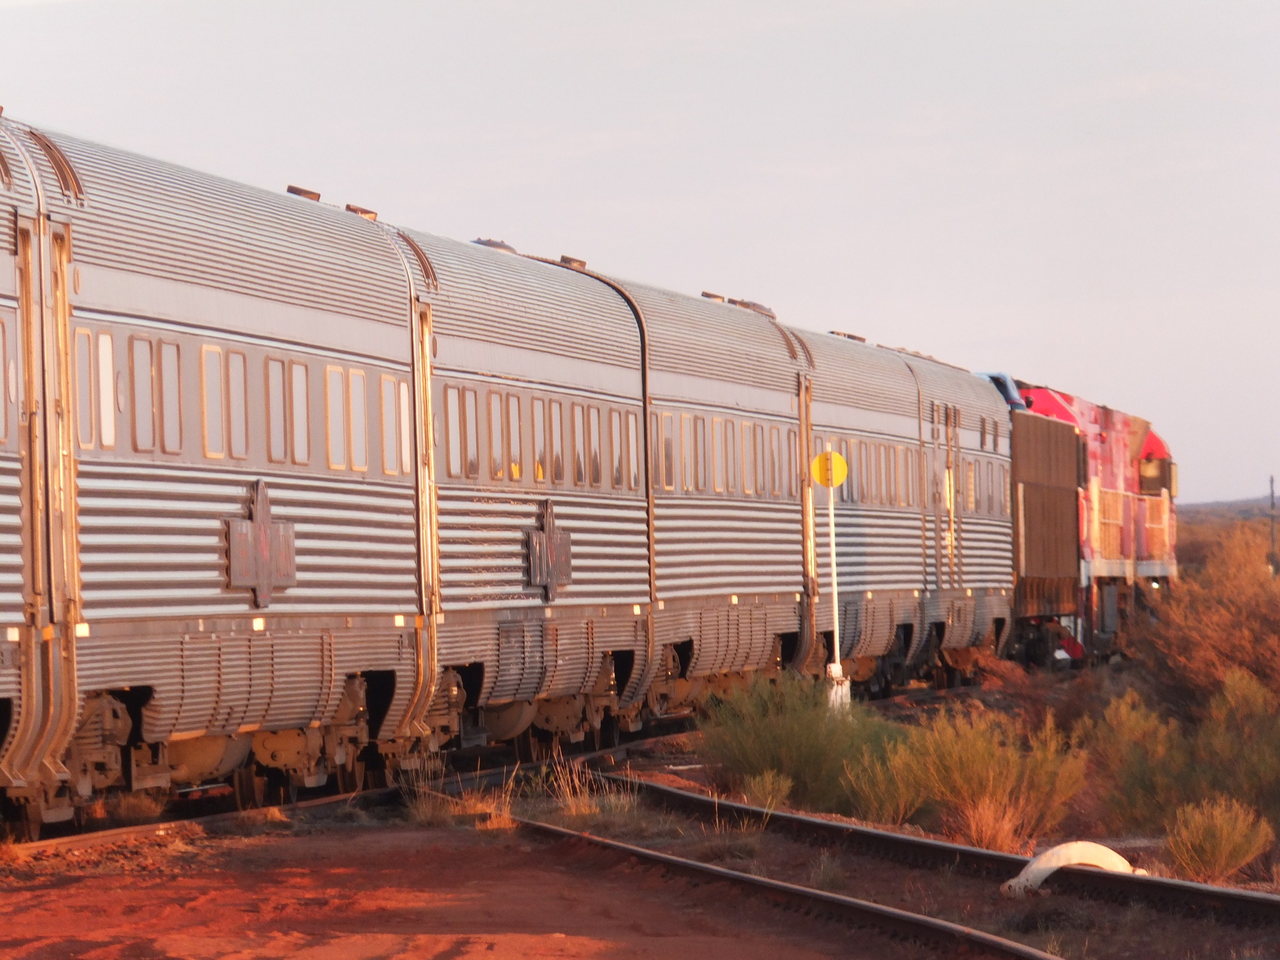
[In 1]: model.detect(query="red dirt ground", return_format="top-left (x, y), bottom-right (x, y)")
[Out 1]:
top-left (0, 818), bottom-right (885, 960)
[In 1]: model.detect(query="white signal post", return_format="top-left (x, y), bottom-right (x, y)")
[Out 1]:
top-left (810, 444), bottom-right (850, 707)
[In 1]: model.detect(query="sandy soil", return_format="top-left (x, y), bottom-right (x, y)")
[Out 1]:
top-left (0, 815), bottom-right (883, 960)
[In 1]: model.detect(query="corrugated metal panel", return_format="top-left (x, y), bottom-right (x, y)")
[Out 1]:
top-left (436, 489), bottom-right (649, 608)
top-left (81, 629), bottom-right (413, 741)
top-left (18, 123), bottom-right (407, 327)
top-left (406, 233), bottom-right (642, 372)
top-left (76, 463), bottom-right (419, 619)
top-left (958, 516), bottom-right (1014, 588)
top-left (617, 281), bottom-right (803, 394)
top-left (0, 457), bottom-right (24, 624)
top-left (813, 507), bottom-right (927, 591)
top-left (794, 331), bottom-right (920, 419)
top-left (903, 353), bottom-right (1010, 434)
top-left (0, 123), bottom-right (39, 252)
top-left (652, 498), bottom-right (802, 598)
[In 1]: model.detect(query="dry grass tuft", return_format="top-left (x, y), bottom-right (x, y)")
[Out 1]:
top-left (805, 849), bottom-right (847, 892)
top-left (741, 770), bottom-right (792, 812)
top-left (106, 790), bottom-right (168, 826)
top-left (1165, 796), bottom-right (1275, 884)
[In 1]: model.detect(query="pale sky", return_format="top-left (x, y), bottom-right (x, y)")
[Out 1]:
top-left (3, 0), bottom-right (1276, 503)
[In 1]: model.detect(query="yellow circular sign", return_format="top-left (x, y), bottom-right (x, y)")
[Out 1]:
top-left (810, 451), bottom-right (848, 488)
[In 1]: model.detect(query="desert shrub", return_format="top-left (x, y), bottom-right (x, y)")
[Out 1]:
top-left (1082, 689), bottom-right (1191, 832)
top-left (741, 770), bottom-right (793, 811)
top-left (842, 736), bottom-right (927, 825)
top-left (1165, 796), bottom-right (1275, 883)
top-left (698, 674), bottom-right (902, 812)
top-left (1129, 524), bottom-right (1280, 714)
top-left (910, 706), bottom-right (1087, 852)
top-left (1187, 672), bottom-right (1280, 824)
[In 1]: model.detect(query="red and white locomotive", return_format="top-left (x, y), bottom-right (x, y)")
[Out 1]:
top-left (0, 112), bottom-right (1175, 834)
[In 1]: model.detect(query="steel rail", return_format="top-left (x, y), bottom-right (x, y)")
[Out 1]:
top-left (513, 814), bottom-right (1062, 960)
top-left (610, 776), bottom-right (1280, 928)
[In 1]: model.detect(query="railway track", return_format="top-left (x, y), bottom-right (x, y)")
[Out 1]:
top-left (512, 812), bottom-right (1060, 960)
top-left (610, 774), bottom-right (1280, 929)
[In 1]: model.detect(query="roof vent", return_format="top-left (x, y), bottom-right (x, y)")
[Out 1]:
top-left (473, 238), bottom-right (518, 254)
top-left (560, 255), bottom-right (586, 270)
top-left (345, 203), bottom-right (377, 221)
top-left (728, 298), bottom-right (777, 321)
top-left (286, 185), bottom-right (321, 201)
top-left (701, 291), bottom-right (726, 302)
top-left (830, 331), bottom-right (867, 343)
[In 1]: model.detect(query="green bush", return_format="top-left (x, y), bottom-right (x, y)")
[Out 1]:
top-left (1165, 796), bottom-right (1275, 884)
top-left (911, 707), bottom-right (1087, 852)
top-left (1082, 689), bottom-right (1191, 832)
top-left (842, 736), bottom-right (927, 825)
top-left (1188, 672), bottom-right (1280, 825)
top-left (698, 674), bottom-right (902, 813)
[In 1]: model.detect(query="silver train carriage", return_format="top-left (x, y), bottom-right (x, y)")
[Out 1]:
top-left (0, 112), bottom-right (1013, 833)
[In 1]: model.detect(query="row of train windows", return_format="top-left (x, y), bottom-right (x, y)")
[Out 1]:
top-left (654, 413), bottom-right (799, 498)
top-left (443, 386), bottom-right (644, 489)
top-left (73, 330), bottom-right (414, 475)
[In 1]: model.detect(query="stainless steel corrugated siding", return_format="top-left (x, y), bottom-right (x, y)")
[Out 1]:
top-left (406, 232), bottom-right (642, 371)
top-left (618, 281), bottom-right (802, 393)
top-left (675, 601), bottom-right (795, 677)
top-left (26, 124), bottom-right (407, 327)
top-left (0, 456), bottom-right (23, 625)
top-left (78, 630), bottom-right (414, 741)
top-left (76, 463), bottom-right (418, 619)
top-left (0, 123), bottom-right (39, 245)
top-left (436, 489), bottom-right (649, 609)
top-left (902, 354), bottom-right (1009, 426)
top-left (813, 507), bottom-right (927, 591)
top-left (959, 516), bottom-right (1014, 589)
top-left (653, 498), bottom-right (802, 598)
top-left (794, 330), bottom-right (920, 419)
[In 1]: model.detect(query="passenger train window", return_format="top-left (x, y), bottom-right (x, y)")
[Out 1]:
top-left (532, 397), bottom-right (547, 482)
top-left (398, 381), bottom-right (411, 474)
top-left (326, 366), bottom-right (347, 469)
top-left (588, 406), bottom-right (601, 486)
top-left (754, 425), bottom-right (766, 498)
top-left (130, 338), bottom-right (154, 452)
top-left (228, 352), bottom-right (248, 460)
top-left (507, 395), bottom-right (521, 481)
top-left (97, 333), bottom-right (116, 449)
top-left (680, 414), bottom-right (693, 492)
top-left (659, 412), bottom-right (675, 490)
top-left (348, 369), bottom-right (367, 471)
top-left (267, 359), bottom-right (286, 462)
top-left (610, 410), bottom-right (624, 487)
top-left (572, 404), bottom-right (586, 486)
top-left (74, 329), bottom-right (94, 448)
top-left (965, 460), bottom-right (977, 512)
top-left (768, 426), bottom-right (781, 496)
top-left (626, 410), bottom-right (640, 489)
top-left (550, 399), bottom-right (564, 483)
top-left (712, 419), bottom-right (727, 493)
top-left (444, 386), bottom-right (462, 476)
top-left (722, 418), bottom-right (736, 494)
top-left (489, 393), bottom-right (505, 480)
top-left (203, 346), bottom-right (225, 458)
top-left (740, 422), bottom-right (755, 495)
top-left (290, 362), bottom-right (310, 465)
top-left (382, 375), bottom-right (400, 475)
top-left (159, 341), bottom-right (182, 455)
top-left (787, 430), bottom-right (798, 499)
top-left (694, 416), bottom-right (707, 492)
top-left (463, 388), bottom-right (478, 477)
